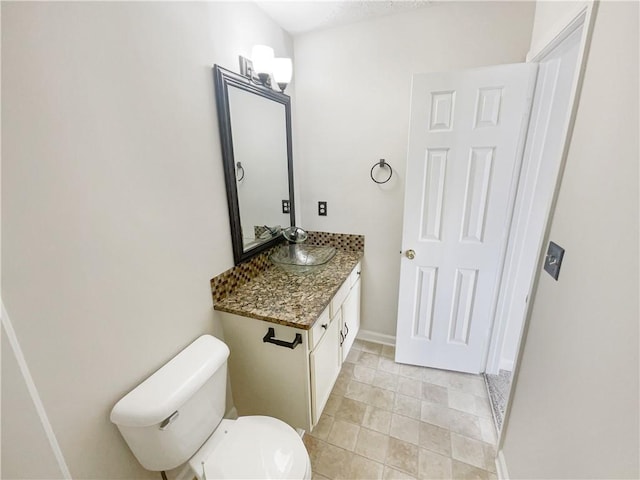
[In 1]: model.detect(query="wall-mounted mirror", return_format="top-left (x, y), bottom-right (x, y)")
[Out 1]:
top-left (214, 65), bottom-right (295, 264)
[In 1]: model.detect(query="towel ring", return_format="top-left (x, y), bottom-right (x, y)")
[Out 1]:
top-left (236, 162), bottom-right (245, 182)
top-left (370, 159), bottom-right (393, 184)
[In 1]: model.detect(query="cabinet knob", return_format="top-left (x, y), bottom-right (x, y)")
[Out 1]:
top-left (321, 323), bottom-right (328, 330)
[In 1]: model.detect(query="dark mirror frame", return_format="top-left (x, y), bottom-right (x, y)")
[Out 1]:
top-left (213, 64), bottom-right (295, 264)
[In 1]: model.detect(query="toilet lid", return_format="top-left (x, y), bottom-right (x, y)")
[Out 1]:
top-left (190, 416), bottom-right (309, 480)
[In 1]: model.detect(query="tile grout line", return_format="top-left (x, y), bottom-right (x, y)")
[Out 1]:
top-left (305, 340), bottom-right (499, 479)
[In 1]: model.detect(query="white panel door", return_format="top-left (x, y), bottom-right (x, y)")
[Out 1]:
top-left (395, 64), bottom-right (537, 373)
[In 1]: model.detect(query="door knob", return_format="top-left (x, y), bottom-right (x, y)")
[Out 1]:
top-left (405, 249), bottom-right (416, 260)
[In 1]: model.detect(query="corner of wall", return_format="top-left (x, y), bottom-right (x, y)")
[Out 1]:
top-left (527, 1), bottom-right (591, 61)
top-left (1, 301), bottom-right (71, 479)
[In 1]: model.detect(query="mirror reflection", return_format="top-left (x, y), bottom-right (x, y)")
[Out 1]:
top-left (228, 86), bottom-right (290, 251)
top-left (214, 64), bottom-right (295, 264)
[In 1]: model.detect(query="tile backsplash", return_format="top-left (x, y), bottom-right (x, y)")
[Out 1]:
top-left (210, 231), bottom-right (364, 303)
top-left (305, 231), bottom-right (365, 252)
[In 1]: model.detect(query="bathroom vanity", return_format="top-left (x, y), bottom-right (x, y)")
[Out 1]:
top-left (212, 65), bottom-right (363, 433)
top-left (213, 247), bottom-right (361, 432)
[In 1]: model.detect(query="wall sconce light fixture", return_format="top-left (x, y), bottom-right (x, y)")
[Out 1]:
top-left (273, 58), bottom-right (293, 93)
top-left (251, 45), bottom-right (274, 85)
top-left (239, 45), bottom-right (292, 93)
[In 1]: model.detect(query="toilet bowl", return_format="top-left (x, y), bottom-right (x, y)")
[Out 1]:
top-left (110, 335), bottom-right (311, 479)
top-left (189, 416), bottom-right (311, 480)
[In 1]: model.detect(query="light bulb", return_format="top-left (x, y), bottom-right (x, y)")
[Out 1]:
top-left (273, 58), bottom-right (293, 92)
top-left (251, 45), bottom-right (274, 85)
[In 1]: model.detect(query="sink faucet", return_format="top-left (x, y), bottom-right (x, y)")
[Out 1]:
top-left (282, 226), bottom-right (308, 244)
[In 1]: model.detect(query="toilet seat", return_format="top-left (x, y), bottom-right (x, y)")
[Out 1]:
top-left (188, 416), bottom-right (311, 480)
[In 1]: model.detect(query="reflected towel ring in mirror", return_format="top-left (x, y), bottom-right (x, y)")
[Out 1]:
top-left (236, 162), bottom-right (245, 182)
top-left (370, 159), bottom-right (393, 184)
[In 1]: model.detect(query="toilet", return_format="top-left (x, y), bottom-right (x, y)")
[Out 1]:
top-left (110, 335), bottom-right (311, 479)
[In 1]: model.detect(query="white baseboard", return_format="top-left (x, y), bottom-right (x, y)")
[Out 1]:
top-left (356, 329), bottom-right (396, 346)
top-left (496, 449), bottom-right (510, 480)
top-left (499, 358), bottom-right (514, 372)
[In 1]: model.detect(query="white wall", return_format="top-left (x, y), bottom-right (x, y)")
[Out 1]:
top-left (293, 2), bottom-right (535, 336)
top-left (501, 1), bottom-right (639, 477)
top-left (1, 2), bottom-right (293, 478)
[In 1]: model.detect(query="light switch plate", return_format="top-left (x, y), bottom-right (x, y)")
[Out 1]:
top-left (544, 241), bottom-right (565, 281)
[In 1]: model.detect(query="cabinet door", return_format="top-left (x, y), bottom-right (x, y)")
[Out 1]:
top-left (310, 311), bottom-right (342, 426)
top-left (341, 278), bottom-right (361, 359)
top-left (221, 313), bottom-right (312, 431)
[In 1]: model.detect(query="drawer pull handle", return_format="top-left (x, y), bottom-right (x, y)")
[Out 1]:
top-left (263, 327), bottom-right (303, 349)
top-left (344, 323), bottom-right (349, 338)
top-left (339, 331), bottom-right (345, 346)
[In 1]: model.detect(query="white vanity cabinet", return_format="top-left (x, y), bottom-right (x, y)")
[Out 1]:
top-left (341, 277), bottom-right (361, 358)
top-left (309, 306), bottom-right (342, 425)
top-left (327, 262), bottom-right (361, 360)
top-left (220, 261), bottom-right (361, 432)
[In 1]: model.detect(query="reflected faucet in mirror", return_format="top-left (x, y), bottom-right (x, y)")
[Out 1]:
top-left (258, 225), bottom-right (282, 239)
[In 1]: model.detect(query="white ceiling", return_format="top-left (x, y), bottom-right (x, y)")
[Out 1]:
top-left (255, 1), bottom-right (434, 36)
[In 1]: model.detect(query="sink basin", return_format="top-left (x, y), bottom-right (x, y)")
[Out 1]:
top-left (270, 244), bottom-right (336, 269)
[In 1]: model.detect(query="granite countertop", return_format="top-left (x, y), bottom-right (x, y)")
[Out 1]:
top-left (214, 249), bottom-right (362, 329)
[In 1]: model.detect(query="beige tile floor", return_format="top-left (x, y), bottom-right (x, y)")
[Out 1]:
top-left (303, 340), bottom-right (498, 480)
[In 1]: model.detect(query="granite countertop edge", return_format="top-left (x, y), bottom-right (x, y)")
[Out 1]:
top-left (214, 249), bottom-right (363, 330)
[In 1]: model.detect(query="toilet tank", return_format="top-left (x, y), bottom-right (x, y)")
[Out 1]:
top-left (110, 335), bottom-right (230, 471)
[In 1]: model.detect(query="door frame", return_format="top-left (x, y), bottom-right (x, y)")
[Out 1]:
top-left (494, 2), bottom-right (598, 474)
top-left (485, 2), bottom-right (596, 376)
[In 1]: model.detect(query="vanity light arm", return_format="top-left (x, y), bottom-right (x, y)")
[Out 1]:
top-left (238, 55), bottom-right (273, 89)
